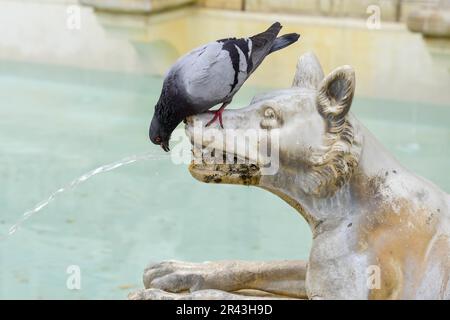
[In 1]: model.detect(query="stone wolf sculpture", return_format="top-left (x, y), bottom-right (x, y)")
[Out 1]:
top-left (131, 52), bottom-right (450, 300)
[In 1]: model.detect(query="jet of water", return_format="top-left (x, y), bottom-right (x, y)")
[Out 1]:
top-left (2, 152), bottom-right (169, 240)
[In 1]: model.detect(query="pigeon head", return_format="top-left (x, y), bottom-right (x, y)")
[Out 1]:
top-left (149, 115), bottom-right (171, 152)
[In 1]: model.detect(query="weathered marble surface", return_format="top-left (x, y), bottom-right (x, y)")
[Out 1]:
top-left (129, 260), bottom-right (306, 300)
top-left (131, 52), bottom-right (450, 300)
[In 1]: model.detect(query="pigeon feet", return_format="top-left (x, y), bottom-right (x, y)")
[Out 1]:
top-left (205, 103), bottom-right (228, 128)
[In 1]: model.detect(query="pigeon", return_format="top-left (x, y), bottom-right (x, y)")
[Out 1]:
top-left (149, 22), bottom-right (300, 152)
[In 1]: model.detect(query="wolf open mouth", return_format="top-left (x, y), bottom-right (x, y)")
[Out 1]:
top-left (187, 136), bottom-right (261, 186)
top-left (189, 145), bottom-right (261, 186)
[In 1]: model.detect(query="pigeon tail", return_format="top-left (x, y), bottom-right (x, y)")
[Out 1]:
top-left (269, 33), bottom-right (300, 54)
top-left (250, 22), bottom-right (283, 49)
top-left (248, 22), bottom-right (283, 72)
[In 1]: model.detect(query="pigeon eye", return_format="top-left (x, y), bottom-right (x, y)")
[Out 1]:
top-left (155, 136), bottom-right (161, 143)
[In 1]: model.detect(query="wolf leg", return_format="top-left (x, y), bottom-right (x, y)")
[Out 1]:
top-left (140, 260), bottom-right (307, 299)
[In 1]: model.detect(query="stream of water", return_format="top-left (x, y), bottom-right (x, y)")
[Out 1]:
top-left (2, 153), bottom-right (169, 240)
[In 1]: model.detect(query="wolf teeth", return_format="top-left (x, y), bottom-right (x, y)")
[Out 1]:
top-left (191, 145), bottom-right (254, 167)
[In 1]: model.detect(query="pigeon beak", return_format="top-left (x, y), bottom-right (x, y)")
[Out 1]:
top-left (160, 141), bottom-right (170, 152)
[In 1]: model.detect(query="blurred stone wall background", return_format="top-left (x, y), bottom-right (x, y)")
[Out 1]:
top-left (199, 0), bottom-right (447, 22)
top-left (80, 0), bottom-right (195, 13)
top-left (2, 0), bottom-right (449, 102)
top-left (79, 0), bottom-right (449, 23)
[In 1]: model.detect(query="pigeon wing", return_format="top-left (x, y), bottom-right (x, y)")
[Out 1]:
top-left (172, 23), bottom-right (283, 112)
top-left (177, 42), bottom-right (238, 109)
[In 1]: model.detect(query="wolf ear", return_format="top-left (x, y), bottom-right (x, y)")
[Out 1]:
top-left (292, 52), bottom-right (324, 89)
top-left (317, 66), bottom-right (355, 120)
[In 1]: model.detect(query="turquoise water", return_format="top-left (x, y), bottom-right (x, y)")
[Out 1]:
top-left (0, 63), bottom-right (449, 299)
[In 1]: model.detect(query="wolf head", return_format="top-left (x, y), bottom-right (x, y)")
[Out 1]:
top-left (185, 52), bottom-right (362, 198)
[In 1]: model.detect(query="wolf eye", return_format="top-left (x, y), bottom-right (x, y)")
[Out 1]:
top-left (264, 107), bottom-right (276, 119)
top-left (260, 106), bottom-right (282, 129)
